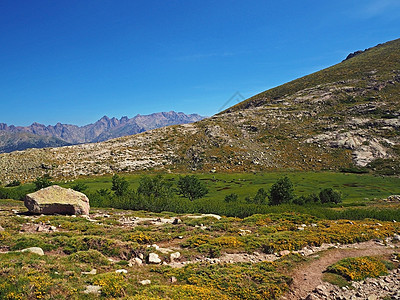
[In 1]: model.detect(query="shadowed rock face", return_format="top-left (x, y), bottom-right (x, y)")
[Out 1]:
top-left (24, 185), bottom-right (90, 215)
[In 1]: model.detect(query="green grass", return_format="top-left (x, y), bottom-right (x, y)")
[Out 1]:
top-left (59, 171), bottom-right (400, 205)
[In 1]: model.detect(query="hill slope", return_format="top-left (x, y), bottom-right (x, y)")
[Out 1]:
top-left (1, 39), bottom-right (399, 183)
top-left (0, 111), bottom-right (204, 153)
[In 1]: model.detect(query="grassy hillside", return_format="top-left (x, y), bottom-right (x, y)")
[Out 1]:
top-left (226, 38), bottom-right (400, 112)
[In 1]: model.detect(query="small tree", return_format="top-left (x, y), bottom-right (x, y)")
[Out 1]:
top-left (319, 188), bottom-right (342, 204)
top-left (224, 193), bottom-right (239, 202)
top-left (71, 182), bottom-right (88, 192)
top-left (111, 174), bottom-right (129, 197)
top-left (137, 175), bottom-right (173, 199)
top-left (253, 188), bottom-right (268, 204)
top-left (34, 174), bottom-right (53, 191)
top-left (269, 176), bottom-right (294, 205)
top-left (177, 175), bottom-right (208, 201)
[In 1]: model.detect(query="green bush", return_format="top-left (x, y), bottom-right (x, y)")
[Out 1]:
top-left (33, 174), bottom-right (53, 191)
top-left (137, 175), bottom-right (173, 199)
top-left (68, 249), bottom-right (110, 265)
top-left (177, 175), bottom-right (208, 201)
top-left (224, 193), bottom-right (239, 202)
top-left (319, 188), bottom-right (342, 204)
top-left (111, 174), bottom-right (129, 196)
top-left (269, 176), bottom-right (295, 205)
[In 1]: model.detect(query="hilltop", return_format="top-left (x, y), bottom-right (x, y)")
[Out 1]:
top-left (1, 39), bottom-right (400, 183)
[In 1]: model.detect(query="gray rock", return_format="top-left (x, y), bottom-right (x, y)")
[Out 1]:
top-left (21, 247), bottom-right (44, 256)
top-left (0, 225), bottom-right (4, 231)
top-left (115, 269), bottom-right (127, 274)
top-left (24, 185), bottom-right (90, 215)
top-left (140, 279), bottom-right (151, 285)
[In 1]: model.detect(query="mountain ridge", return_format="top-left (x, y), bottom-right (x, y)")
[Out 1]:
top-left (0, 111), bottom-right (205, 153)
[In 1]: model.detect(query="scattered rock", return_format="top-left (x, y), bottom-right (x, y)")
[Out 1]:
top-left (170, 252), bottom-right (181, 261)
top-left (21, 247), bottom-right (44, 256)
top-left (172, 218), bottom-right (182, 225)
top-left (148, 253), bottom-right (162, 264)
top-left (129, 257), bottom-right (143, 266)
top-left (140, 279), bottom-right (151, 285)
top-left (279, 250), bottom-right (291, 257)
top-left (0, 225), bottom-right (4, 231)
top-left (24, 185), bottom-right (90, 215)
top-left (115, 269), bottom-right (127, 274)
top-left (82, 269), bottom-right (97, 275)
top-left (150, 244), bottom-right (159, 250)
top-left (169, 276), bottom-right (177, 283)
top-left (387, 195), bottom-right (400, 202)
top-left (83, 285), bottom-right (102, 294)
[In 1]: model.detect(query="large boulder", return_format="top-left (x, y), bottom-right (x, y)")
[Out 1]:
top-left (24, 185), bottom-right (90, 215)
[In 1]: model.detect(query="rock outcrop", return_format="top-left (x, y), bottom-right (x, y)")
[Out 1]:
top-left (24, 185), bottom-right (90, 215)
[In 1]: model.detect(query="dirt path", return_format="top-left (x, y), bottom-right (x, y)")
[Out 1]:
top-left (283, 240), bottom-right (397, 299)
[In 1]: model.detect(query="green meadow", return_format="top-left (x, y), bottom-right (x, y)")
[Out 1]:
top-left (60, 171), bottom-right (400, 204)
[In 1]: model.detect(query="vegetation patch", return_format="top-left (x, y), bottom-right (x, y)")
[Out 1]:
top-left (326, 256), bottom-right (389, 281)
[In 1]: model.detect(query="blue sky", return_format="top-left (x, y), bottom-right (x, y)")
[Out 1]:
top-left (1, 0), bottom-right (400, 126)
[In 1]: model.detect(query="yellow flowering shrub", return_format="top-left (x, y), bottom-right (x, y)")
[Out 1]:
top-left (93, 273), bottom-right (126, 297)
top-left (126, 231), bottom-right (153, 244)
top-left (327, 256), bottom-right (388, 281)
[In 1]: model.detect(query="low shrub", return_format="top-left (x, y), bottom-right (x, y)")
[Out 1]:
top-left (326, 256), bottom-right (388, 281)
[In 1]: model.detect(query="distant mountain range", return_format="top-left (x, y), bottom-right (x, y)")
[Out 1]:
top-left (0, 111), bottom-right (205, 153)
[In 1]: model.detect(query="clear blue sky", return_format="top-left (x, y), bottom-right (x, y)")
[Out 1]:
top-left (1, 0), bottom-right (400, 126)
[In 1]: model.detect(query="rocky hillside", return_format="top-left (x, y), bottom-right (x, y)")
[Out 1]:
top-left (0, 111), bottom-right (204, 153)
top-left (1, 39), bottom-right (399, 183)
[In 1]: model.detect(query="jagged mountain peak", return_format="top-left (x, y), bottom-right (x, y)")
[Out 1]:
top-left (0, 111), bottom-right (205, 153)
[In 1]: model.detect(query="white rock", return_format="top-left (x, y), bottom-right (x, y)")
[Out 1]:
top-left (279, 250), bottom-right (291, 257)
top-left (170, 252), bottom-right (181, 261)
top-left (151, 244), bottom-right (159, 250)
top-left (115, 269), bottom-right (128, 274)
top-left (130, 257), bottom-right (143, 266)
top-left (140, 279), bottom-right (151, 285)
top-left (84, 285), bottom-right (102, 294)
top-left (82, 269), bottom-right (97, 275)
top-left (21, 247), bottom-right (44, 256)
top-left (148, 253), bottom-right (162, 264)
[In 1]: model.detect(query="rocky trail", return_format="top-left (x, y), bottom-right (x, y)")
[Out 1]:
top-left (283, 240), bottom-right (399, 299)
